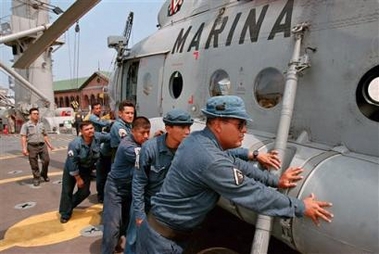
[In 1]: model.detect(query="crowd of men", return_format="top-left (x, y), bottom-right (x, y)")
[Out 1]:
top-left (21, 95), bottom-right (333, 253)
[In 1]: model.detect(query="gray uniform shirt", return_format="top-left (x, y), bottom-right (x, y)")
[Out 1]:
top-left (20, 120), bottom-right (46, 143)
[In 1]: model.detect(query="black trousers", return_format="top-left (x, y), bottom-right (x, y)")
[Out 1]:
top-left (27, 143), bottom-right (50, 179)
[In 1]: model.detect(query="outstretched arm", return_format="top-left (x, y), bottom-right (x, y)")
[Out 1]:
top-left (255, 150), bottom-right (281, 170)
top-left (303, 193), bottom-right (333, 226)
top-left (278, 167), bottom-right (304, 189)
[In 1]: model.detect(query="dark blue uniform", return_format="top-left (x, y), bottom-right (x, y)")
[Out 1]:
top-left (96, 138), bottom-right (112, 202)
top-left (58, 132), bottom-right (110, 220)
top-left (89, 113), bottom-right (110, 132)
top-left (89, 113), bottom-right (112, 202)
top-left (110, 118), bottom-right (132, 148)
top-left (133, 135), bottom-right (251, 221)
top-left (101, 134), bottom-right (141, 254)
top-left (110, 117), bottom-right (132, 161)
top-left (133, 133), bottom-right (174, 221)
top-left (137, 128), bottom-right (305, 253)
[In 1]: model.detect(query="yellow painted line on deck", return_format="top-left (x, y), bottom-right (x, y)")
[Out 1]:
top-left (0, 147), bottom-right (67, 160)
top-left (0, 154), bottom-right (23, 160)
top-left (0, 204), bottom-right (102, 251)
top-left (0, 171), bottom-right (63, 185)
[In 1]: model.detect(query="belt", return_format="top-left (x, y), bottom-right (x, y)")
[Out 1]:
top-left (147, 212), bottom-right (191, 242)
top-left (28, 142), bottom-right (45, 146)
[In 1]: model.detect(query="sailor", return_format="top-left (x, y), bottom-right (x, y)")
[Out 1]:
top-left (73, 113), bottom-right (83, 136)
top-left (136, 95), bottom-right (334, 253)
top-left (88, 101), bottom-right (113, 203)
top-left (130, 109), bottom-right (194, 253)
top-left (88, 101), bottom-right (111, 132)
top-left (96, 130), bottom-right (113, 204)
top-left (131, 109), bottom-right (282, 253)
top-left (109, 100), bottom-right (135, 160)
top-left (20, 107), bottom-right (54, 186)
top-left (58, 121), bottom-right (110, 223)
top-left (133, 108), bottom-right (282, 225)
top-left (101, 116), bottom-right (151, 254)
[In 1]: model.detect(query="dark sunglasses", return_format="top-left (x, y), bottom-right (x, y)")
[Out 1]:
top-left (223, 119), bottom-right (247, 131)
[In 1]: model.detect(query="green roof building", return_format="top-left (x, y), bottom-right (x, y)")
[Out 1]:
top-left (54, 71), bottom-right (111, 111)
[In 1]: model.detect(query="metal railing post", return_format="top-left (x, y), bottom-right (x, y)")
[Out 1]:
top-left (250, 22), bottom-right (310, 254)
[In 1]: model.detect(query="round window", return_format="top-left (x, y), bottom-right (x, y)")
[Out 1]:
top-left (366, 77), bottom-right (379, 104)
top-left (356, 65), bottom-right (379, 122)
top-left (254, 68), bottom-right (285, 109)
top-left (209, 70), bottom-right (230, 96)
top-left (169, 71), bottom-right (183, 99)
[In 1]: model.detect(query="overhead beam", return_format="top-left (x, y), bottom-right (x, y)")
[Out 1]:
top-left (0, 24), bottom-right (50, 44)
top-left (12, 0), bottom-right (101, 69)
top-left (0, 61), bottom-right (51, 105)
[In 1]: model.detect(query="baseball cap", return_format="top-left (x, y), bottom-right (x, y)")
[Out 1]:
top-left (201, 95), bottom-right (252, 121)
top-left (163, 109), bottom-right (194, 126)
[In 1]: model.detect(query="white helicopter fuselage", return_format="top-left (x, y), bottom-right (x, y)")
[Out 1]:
top-left (109, 0), bottom-right (379, 253)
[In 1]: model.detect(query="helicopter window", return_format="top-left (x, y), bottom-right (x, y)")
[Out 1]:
top-left (356, 65), bottom-right (379, 122)
top-left (169, 71), bottom-right (183, 99)
top-left (254, 67), bottom-right (285, 109)
top-left (367, 77), bottom-right (379, 103)
top-left (209, 70), bottom-right (231, 96)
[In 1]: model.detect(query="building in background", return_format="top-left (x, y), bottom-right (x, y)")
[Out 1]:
top-left (53, 71), bottom-right (110, 113)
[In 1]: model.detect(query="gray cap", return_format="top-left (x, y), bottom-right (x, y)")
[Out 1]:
top-left (201, 95), bottom-right (252, 121)
top-left (163, 109), bottom-right (194, 126)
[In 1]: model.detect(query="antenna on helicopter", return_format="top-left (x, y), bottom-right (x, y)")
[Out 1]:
top-left (107, 12), bottom-right (134, 65)
top-left (123, 12), bottom-right (133, 46)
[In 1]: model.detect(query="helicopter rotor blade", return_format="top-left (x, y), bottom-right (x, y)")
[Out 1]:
top-left (12, 0), bottom-right (101, 69)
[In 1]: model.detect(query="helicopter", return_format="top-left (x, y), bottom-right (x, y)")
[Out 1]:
top-left (107, 0), bottom-right (379, 253)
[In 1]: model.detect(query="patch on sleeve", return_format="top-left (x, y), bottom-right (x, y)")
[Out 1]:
top-left (68, 150), bottom-right (74, 157)
top-left (233, 168), bottom-right (244, 185)
top-left (118, 129), bottom-right (127, 138)
top-left (134, 147), bottom-right (141, 169)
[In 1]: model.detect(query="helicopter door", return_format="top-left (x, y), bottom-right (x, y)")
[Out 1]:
top-left (121, 61), bottom-right (139, 105)
top-left (135, 54), bottom-right (166, 117)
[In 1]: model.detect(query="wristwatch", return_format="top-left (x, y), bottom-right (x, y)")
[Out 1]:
top-left (253, 150), bottom-right (259, 160)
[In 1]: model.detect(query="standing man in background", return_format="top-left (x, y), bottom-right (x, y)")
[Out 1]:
top-left (20, 107), bottom-right (54, 186)
top-left (109, 100), bottom-right (135, 161)
top-left (74, 113), bottom-right (83, 136)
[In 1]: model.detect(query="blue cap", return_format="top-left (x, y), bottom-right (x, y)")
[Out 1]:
top-left (201, 95), bottom-right (252, 121)
top-left (163, 109), bottom-right (194, 126)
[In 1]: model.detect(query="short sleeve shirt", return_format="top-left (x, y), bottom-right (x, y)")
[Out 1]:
top-left (20, 120), bottom-right (46, 143)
